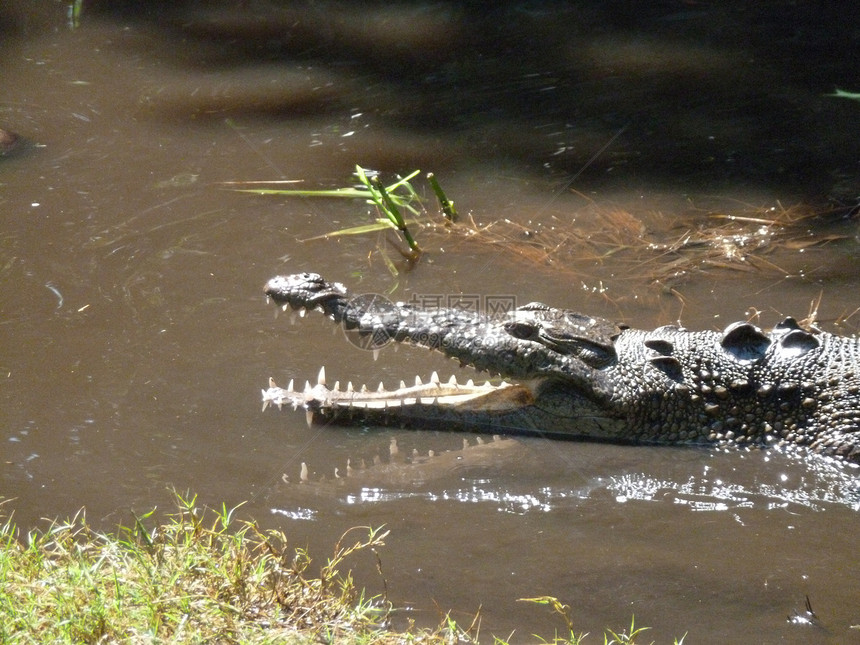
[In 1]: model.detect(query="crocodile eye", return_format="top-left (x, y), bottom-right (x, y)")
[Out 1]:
top-left (503, 321), bottom-right (539, 340)
top-left (573, 344), bottom-right (616, 369)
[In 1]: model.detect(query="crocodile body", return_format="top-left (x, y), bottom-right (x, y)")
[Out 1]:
top-left (262, 273), bottom-right (860, 464)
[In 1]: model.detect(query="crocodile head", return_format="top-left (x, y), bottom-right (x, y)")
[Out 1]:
top-left (261, 273), bottom-right (630, 438)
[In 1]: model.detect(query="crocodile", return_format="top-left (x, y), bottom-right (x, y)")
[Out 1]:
top-left (261, 272), bottom-right (860, 465)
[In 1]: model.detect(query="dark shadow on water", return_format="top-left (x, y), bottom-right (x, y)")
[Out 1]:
top-left (78, 0), bottom-right (860, 203)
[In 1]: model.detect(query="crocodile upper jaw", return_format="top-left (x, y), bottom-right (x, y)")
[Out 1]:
top-left (262, 367), bottom-right (542, 416)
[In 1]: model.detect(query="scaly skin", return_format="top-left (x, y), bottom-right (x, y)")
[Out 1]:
top-left (262, 273), bottom-right (860, 463)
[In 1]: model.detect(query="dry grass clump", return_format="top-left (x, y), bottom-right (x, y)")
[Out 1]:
top-left (429, 198), bottom-right (852, 287)
top-left (228, 168), bottom-right (853, 289)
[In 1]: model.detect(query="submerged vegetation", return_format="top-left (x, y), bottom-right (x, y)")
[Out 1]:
top-left (0, 494), bottom-right (683, 644)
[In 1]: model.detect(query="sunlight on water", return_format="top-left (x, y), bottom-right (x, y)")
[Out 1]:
top-left (605, 458), bottom-right (860, 512)
top-left (270, 507), bottom-right (317, 521)
top-left (271, 453), bottom-right (860, 518)
top-left (342, 485), bottom-right (554, 513)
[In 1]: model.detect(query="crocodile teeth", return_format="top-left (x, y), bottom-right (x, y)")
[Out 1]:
top-left (448, 374), bottom-right (458, 387)
top-left (415, 375), bottom-right (423, 386)
top-left (305, 410), bottom-right (314, 427)
top-left (333, 380), bottom-right (340, 391)
top-left (373, 349), bottom-right (380, 361)
top-left (304, 380), bottom-right (312, 394)
top-left (300, 462), bottom-right (309, 483)
top-left (431, 371), bottom-right (440, 385)
top-left (347, 381), bottom-right (354, 392)
top-left (400, 380), bottom-right (407, 389)
top-left (286, 379), bottom-right (295, 392)
top-left (261, 392), bottom-right (269, 412)
top-left (298, 308), bottom-right (307, 318)
top-left (317, 366), bottom-right (326, 386)
top-left (269, 376), bottom-right (278, 389)
top-left (377, 382), bottom-right (385, 393)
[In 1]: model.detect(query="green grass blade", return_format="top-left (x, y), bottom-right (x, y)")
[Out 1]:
top-left (230, 187), bottom-right (371, 198)
top-left (303, 219), bottom-right (404, 240)
top-left (385, 169), bottom-right (421, 192)
top-left (371, 176), bottom-right (421, 254)
top-left (427, 172), bottom-right (458, 222)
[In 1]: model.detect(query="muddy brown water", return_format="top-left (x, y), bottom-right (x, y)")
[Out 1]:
top-left (2, 2), bottom-right (860, 642)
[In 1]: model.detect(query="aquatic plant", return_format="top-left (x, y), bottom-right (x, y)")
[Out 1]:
top-left (826, 88), bottom-right (860, 102)
top-left (67, 0), bottom-right (83, 29)
top-left (225, 165), bottom-right (442, 260)
top-left (518, 597), bottom-right (686, 645)
top-left (228, 164), bottom-right (853, 309)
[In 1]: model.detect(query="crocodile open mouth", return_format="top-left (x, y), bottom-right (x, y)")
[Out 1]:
top-left (260, 272), bottom-right (618, 434)
top-left (262, 368), bottom-right (542, 425)
top-left (261, 272), bottom-right (551, 424)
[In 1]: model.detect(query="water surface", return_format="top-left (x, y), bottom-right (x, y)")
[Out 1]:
top-left (2, 2), bottom-right (860, 642)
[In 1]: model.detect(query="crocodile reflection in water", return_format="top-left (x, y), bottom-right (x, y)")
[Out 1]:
top-left (262, 272), bottom-right (860, 465)
top-left (284, 435), bottom-right (518, 488)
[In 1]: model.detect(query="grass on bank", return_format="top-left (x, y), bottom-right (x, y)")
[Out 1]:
top-left (0, 493), bottom-right (683, 644)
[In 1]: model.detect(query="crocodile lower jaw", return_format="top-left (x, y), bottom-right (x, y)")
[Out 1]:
top-left (262, 366), bottom-right (540, 422)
